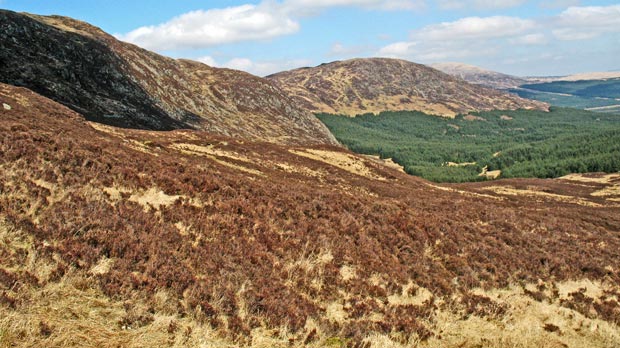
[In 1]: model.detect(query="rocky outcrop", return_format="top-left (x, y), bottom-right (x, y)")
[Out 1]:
top-left (268, 58), bottom-right (548, 117)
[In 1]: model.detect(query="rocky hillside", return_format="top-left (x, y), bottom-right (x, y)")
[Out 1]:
top-left (431, 62), bottom-right (528, 90)
top-left (1, 82), bottom-right (619, 347)
top-left (0, 10), bottom-right (337, 145)
top-left (268, 58), bottom-right (547, 117)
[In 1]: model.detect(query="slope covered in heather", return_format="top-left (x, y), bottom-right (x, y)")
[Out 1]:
top-left (0, 10), bottom-right (337, 146)
top-left (1, 83), bottom-right (619, 347)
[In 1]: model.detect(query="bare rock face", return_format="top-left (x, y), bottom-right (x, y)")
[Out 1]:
top-left (0, 10), bottom-right (338, 145)
top-left (268, 58), bottom-right (548, 117)
top-left (431, 62), bottom-right (528, 90)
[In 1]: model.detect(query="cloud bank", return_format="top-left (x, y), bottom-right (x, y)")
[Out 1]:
top-left (118, 0), bottom-right (422, 50)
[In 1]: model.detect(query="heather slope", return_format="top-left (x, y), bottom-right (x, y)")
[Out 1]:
top-left (1, 83), bottom-right (619, 347)
top-left (268, 58), bottom-right (547, 117)
top-left (0, 10), bottom-right (337, 145)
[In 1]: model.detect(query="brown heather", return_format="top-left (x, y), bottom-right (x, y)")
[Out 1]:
top-left (0, 83), bottom-right (619, 347)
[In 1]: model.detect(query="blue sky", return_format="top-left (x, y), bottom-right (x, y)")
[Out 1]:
top-left (2, 0), bottom-right (619, 76)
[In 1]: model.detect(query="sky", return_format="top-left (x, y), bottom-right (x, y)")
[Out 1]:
top-left (2, 0), bottom-right (619, 77)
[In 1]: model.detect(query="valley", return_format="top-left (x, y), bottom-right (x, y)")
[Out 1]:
top-left (0, 7), bottom-right (619, 348)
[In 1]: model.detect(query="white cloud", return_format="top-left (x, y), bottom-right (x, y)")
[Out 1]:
top-left (195, 56), bottom-right (312, 76)
top-left (117, 3), bottom-right (299, 50)
top-left (412, 16), bottom-right (536, 41)
top-left (552, 5), bottom-right (620, 40)
top-left (118, 0), bottom-right (423, 51)
top-left (378, 41), bottom-right (416, 57)
top-left (438, 0), bottom-right (526, 10)
top-left (512, 33), bottom-right (548, 45)
top-left (377, 16), bottom-right (535, 63)
top-left (284, 0), bottom-right (423, 14)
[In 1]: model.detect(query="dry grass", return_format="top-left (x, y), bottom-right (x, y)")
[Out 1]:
top-left (128, 187), bottom-right (182, 211)
top-left (445, 162), bottom-right (477, 167)
top-left (0, 219), bottom-right (230, 348)
top-left (591, 185), bottom-right (620, 198)
top-left (560, 173), bottom-right (620, 184)
top-left (484, 185), bottom-right (602, 207)
top-left (363, 155), bottom-right (405, 173)
top-left (463, 115), bottom-right (486, 121)
top-left (1, 82), bottom-right (619, 347)
top-left (290, 149), bottom-right (386, 180)
top-left (361, 282), bottom-right (620, 348)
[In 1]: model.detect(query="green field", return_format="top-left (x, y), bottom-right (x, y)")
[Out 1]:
top-left (512, 78), bottom-right (620, 112)
top-left (318, 108), bottom-right (620, 182)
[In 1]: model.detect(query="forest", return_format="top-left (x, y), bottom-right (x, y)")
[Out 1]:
top-left (318, 108), bottom-right (620, 182)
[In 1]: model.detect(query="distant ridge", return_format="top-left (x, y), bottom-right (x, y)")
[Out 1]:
top-left (268, 58), bottom-right (547, 117)
top-left (431, 62), bottom-right (527, 89)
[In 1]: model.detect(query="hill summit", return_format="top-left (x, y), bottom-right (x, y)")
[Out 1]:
top-left (268, 58), bottom-right (547, 117)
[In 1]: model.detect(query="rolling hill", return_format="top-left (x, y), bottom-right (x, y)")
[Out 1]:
top-left (268, 58), bottom-right (547, 117)
top-left (1, 82), bottom-right (619, 347)
top-left (0, 10), bottom-right (337, 146)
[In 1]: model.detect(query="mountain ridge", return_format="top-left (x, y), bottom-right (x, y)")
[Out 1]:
top-left (0, 10), bottom-right (338, 146)
top-left (268, 58), bottom-right (547, 117)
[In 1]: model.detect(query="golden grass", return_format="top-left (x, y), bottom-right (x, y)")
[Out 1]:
top-left (2, 215), bottom-right (619, 348)
top-left (445, 161), bottom-right (476, 167)
top-left (484, 186), bottom-right (602, 207)
top-left (171, 143), bottom-right (264, 176)
top-left (0, 219), bottom-right (234, 348)
top-left (387, 281), bottom-right (433, 307)
top-left (362, 282), bottom-right (620, 348)
top-left (362, 155), bottom-right (405, 173)
top-left (290, 149), bottom-right (386, 180)
top-left (128, 187), bottom-right (182, 211)
top-left (591, 185), bottom-right (620, 198)
top-left (560, 173), bottom-right (620, 184)
top-left (426, 184), bottom-right (503, 201)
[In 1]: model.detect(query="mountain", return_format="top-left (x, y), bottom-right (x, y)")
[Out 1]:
top-left (527, 71), bottom-right (620, 83)
top-left (0, 10), bottom-right (337, 146)
top-left (268, 58), bottom-right (547, 117)
top-left (2, 82), bottom-right (619, 347)
top-left (431, 62), bottom-right (527, 89)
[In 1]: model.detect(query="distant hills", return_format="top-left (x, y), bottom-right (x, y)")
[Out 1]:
top-left (434, 62), bottom-right (620, 88)
top-left (0, 10), bottom-right (338, 146)
top-left (268, 58), bottom-right (547, 118)
top-left (433, 62), bottom-right (620, 113)
top-left (431, 62), bottom-right (527, 89)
